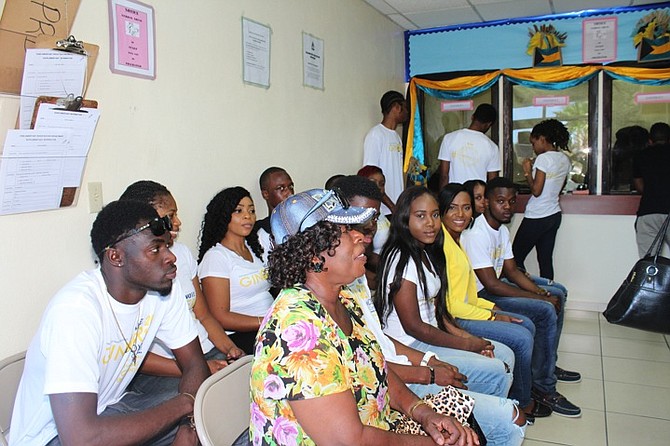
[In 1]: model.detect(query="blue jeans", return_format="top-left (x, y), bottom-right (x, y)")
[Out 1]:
top-left (409, 339), bottom-right (514, 398)
top-left (130, 347), bottom-right (224, 398)
top-left (457, 313), bottom-right (535, 407)
top-left (504, 276), bottom-right (568, 359)
top-left (409, 383), bottom-right (525, 446)
top-left (478, 289), bottom-right (559, 395)
top-left (529, 275), bottom-right (568, 356)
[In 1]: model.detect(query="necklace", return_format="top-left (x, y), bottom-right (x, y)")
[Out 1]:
top-left (106, 294), bottom-right (141, 365)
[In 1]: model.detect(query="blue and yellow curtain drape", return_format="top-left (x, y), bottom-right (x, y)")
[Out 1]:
top-left (405, 66), bottom-right (670, 173)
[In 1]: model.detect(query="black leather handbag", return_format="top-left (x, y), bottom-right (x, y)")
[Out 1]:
top-left (603, 214), bottom-right (670, 334)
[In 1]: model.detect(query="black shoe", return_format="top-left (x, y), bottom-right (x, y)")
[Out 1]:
top-left (555, 366), bottom-right (582, 383)
top-left (533, 389), bottom-right (582, 418)
top-left (524, 398), bottom-right (552, 424)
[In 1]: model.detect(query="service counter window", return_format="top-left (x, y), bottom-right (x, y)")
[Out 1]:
top-left (606, 80), bottom-right (670, 194)
top-left (420, 90), bottom-right (494, 186)
top-left (508, 82), bottom-right (590, 194)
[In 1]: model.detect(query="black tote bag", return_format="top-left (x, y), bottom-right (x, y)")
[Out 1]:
top-left (603, 214), bottom-right (670, 334)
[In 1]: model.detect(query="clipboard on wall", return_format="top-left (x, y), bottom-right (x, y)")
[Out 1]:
top-left (31, 95), bottom-right (99, 208)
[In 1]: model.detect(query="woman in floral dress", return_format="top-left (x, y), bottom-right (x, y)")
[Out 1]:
top-left (249, 189), bottom-right (477, 446)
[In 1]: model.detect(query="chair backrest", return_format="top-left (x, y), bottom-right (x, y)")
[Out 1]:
top-left (0, 351), bottom-right (26, 446)
top-left (194, 355), bottom-right (253, 446)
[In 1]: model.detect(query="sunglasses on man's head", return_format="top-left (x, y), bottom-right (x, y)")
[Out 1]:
top-left (106, 215), bottom-right (173, 250)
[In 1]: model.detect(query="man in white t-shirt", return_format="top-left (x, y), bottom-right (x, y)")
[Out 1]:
top-left (363, 90), bottom-right (408, 215)
top-left (460, 177), bottom-right (581, 419)
top-left (438, 103), bottom-right (501, 190)
top-left (10, 201), bottom-right (209, 446)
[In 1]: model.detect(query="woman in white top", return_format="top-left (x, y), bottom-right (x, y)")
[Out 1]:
top-left (513, 119), bottom-right (571, 280)
top-left (119, 181), bottom-right (244, 397)
top-left (375, 187), bottom-right (516, 401)
top-left (198, 187), bottom-right (273, 354)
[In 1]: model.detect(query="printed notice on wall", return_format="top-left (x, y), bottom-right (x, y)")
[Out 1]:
top-left (582, 17), bottom-right (617, 63)
top-left (303, 33), bottom-right (324, 90)
top-left (109, 0), bottom-right (156, 79)
top-left (242, 18), bottom-right (271, 88)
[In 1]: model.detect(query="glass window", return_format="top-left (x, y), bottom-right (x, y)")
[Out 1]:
top-left (420, 90), bottom-right (493, 190)
top-left (609, 81), bottom-right (670, 193)
top-left (510, 84), bottom-right (590, 193)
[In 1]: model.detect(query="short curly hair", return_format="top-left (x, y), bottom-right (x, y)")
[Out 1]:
top-left (198, 186), bottom-right (264, 263)
top-left (91, 200), bottom-right (159, 261)
top-left (336, 175), bottom-right (383, 202)
top-left (268, 221), bottom-right (342, 288)
top-left (119, 180), bottom-right (171, 206)
top-left (531, 119), bottom-right (570, 150)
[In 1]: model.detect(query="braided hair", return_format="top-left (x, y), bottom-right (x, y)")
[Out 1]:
top-left (531, 119), bottom-right (570, 150)
top-left (198, 187), bottom-right (264, 263)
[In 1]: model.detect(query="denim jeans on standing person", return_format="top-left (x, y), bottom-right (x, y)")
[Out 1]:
top-left (457, 312), bottom-right (535, 407)
top-left (477, 290), bottom-right (559, 395)
top-left (409, 383), bottom-right (525, 446)
top-left (409, 339), bottom-right (514, 398)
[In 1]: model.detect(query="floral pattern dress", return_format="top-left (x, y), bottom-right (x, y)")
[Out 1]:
top-left (250, 285), bottom-right (392, 446)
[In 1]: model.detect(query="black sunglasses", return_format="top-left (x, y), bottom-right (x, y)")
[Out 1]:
top-left (106, 215), bottom-right (173, 250)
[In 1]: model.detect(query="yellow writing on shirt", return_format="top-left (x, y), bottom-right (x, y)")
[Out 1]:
top-left (389, 143), bottom-right (403, 153)
top-left (239, 268), bottom-right (269, 287)
top-left (102, 314), bottom-right (154, 378)
top-left (452, 144), bottom-right (480, 166)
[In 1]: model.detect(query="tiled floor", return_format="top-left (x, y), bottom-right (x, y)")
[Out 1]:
top-left (524, 310), bottom-right (670, 446)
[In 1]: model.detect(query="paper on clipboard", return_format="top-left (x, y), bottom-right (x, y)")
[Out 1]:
top-left (0, 156), bottom-right (66, 214)
top-left (19, 49), bottom-right (87, 129)
top-left (34, 104), bottom-right (100, 156)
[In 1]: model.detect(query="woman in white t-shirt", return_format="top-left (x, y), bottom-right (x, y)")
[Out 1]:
top-left (513, 119), bottom-right (571, 280)
top-left (119, 181), bottom-right (244, 397)
top-left (375, 187), bottom-right (516, 401)
top-left (198, 187), bottom-right (273, 354)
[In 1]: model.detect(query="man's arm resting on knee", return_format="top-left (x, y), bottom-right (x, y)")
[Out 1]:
top-left (50, 391), bottom-right (195, 446)
top-left (474, 265), bottom-right (545, 300)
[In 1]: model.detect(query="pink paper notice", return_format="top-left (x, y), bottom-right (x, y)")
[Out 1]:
top-left (115, 5), bottom-right (149, 70)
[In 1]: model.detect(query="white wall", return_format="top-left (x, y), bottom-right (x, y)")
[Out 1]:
top-left (0, 0), bottom-right (405, 358)
top-left (509, 213), bottom-right (638, 312)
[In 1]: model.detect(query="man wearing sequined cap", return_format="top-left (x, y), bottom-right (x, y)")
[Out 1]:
top-left (10, 200), bottom-right (209, 446)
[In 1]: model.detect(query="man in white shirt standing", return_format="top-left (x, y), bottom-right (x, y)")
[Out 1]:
top-left (363, 90), bottom-right (408, 215)
top-left (10, 200), bottom-right (209, 446)
top-left (438, 103), bottom-right (500, 190)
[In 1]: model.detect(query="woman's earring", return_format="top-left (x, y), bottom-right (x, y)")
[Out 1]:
top-left (311, 261), bottom-right (324, 273)
top-left (471, 216), bottom-right (474, 222)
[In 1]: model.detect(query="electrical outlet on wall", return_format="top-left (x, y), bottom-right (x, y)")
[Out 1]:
top-left (88, 182), bottom-right (103, 213)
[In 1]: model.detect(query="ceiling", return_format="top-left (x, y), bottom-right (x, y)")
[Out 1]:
top-left (363, 0), bottom-right (670, 30)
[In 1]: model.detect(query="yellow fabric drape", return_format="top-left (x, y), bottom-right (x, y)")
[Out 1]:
top-left (602, 65), bottom-right (670, 81)
top-left (502, 66), bottom-right (599, 82)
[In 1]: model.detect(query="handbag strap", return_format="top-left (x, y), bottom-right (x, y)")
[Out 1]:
top-left (644, 213), bottom-right (670, 260)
